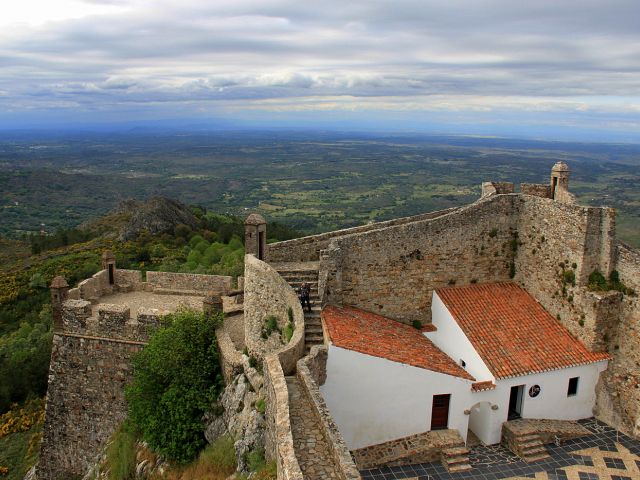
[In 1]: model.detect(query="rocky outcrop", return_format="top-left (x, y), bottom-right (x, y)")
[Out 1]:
top-left (117, 197), bottom-right (200, 241)
top-left (205, 359), bottom-right (267, 475)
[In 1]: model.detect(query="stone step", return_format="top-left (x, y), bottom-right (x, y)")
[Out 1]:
top-left (443, 446), bottom-right (469, 457)
top-left (286, 280), bottom-right (318, 287)
top-left (518, 432), bottom-right (540, 441)
top-left (279, 274), bottom-right (319, 281)
top-left (521, 441), bottom-right (543, 449)
top-left (523, 453), bottom-right (550, 463)
top-left (305, 333), bottom-right (324, 343)
top-left (522, 446), bottom-right (547, 456)
top-left (447, 463), bottom-right (472, 473)
top-left (305, 325), bottom-right (323, 334)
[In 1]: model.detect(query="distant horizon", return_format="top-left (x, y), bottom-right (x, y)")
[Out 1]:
top-left (1, 121), bottom-right (640, 146)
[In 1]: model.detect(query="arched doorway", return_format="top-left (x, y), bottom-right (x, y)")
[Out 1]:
top-left (467, 401), bottom-right (493, 446)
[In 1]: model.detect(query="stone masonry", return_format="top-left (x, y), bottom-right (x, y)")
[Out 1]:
top-left (37, 261), bottom-right (232, 480)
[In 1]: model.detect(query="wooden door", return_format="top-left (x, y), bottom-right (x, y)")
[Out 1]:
top-left (431, 394), bottom-right (451, 430)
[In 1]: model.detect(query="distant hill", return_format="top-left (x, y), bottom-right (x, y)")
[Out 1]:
top-left (84, 196), bottom-right (200, 241)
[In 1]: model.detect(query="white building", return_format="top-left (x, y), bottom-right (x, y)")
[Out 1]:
top-left (320, 282), bottom-right (610, 449)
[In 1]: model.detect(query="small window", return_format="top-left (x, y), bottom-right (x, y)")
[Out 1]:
top-left (567, 377), bottom-right (579, 396)
top-left (460, 359), bottom-right (466, 368)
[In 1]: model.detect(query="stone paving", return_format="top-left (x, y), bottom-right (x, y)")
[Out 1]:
top-left (360, 418), bottom-right (640, 480)
top-left (92, 291), bottom-right (203, 319)
top-left (286, 376), bottom-right (341, 480)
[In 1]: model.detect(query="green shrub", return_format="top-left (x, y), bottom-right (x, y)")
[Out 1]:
top-left (562, 269), bottom-right (576, 287)
top-left (245, 447), bottom-right (266, 472)
top-left (412, 320), bottom-right (422, 330)
top-left (255, 398), bottom-right (266, 414)
top-left (287, 306), bottom-right (294, 323)
top-left (125, 309), bottom-right (224, 464)
top-left (201, 434), bottom-right (236, 473)
top-left (588, 270), bottom-right (608, 291)
top-left (106, 420), bottom-right (138, 480)
top-left (509, 262), bottom-right (516, 279)
top-left (261, 316), bottom-right (280, 339)
top-left (282, 322), bottom-right (294, 343)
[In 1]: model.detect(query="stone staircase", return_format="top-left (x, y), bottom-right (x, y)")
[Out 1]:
top-left (514, 432), bottom-right (550, 462)
top-left (441, 445), bottom-right (472, 473)
top-left (275, 264), bottom-right (323, 354)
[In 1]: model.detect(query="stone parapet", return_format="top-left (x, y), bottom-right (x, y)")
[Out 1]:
top-left (146, 271), bottom-right (232, 295)
top-left (78, 270), bottom-right (111, 302)
top-left (263, 355), bottom-right (304, 480)
top-left (267, 207), bottom-right (458, 263)
top-left (62, 299), bottom-right (92, 333)
top-left (217, 324), bottom-right (244, 384)
top-left (296, 351), bottom-right (361, 479)
top-left (114, 269), bottom-right (143, 291)
top-left (520, 183), bottom-right (551, 198)
top-left (323, 194), bottom-right (519, 323)
top-left (97, 303), bottom-right (130, 337)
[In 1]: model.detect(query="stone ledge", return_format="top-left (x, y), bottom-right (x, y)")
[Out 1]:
top-left (263, 355), bottom-right (304, 480)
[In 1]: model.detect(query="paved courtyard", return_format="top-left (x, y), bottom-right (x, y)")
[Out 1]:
top-left (91, 291), bottom-right (204, 319)
top-left (360, 419), bottom-right (640, 480)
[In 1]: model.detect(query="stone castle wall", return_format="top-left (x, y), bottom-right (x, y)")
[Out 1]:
top-left (596, 244), bottom-right (640, 436)
top-left (243, 255), bottom-right (305, 374)
top-left (321, 195), bottom-right (519, 324)
top-left (514, 196), bottom-right (618, 349)
top-left (266, 208), bottom-right (457, 263)
top-left (38, 266), bottom-right (233, 479)
top-left (37, 334), bottom-right (144, 480)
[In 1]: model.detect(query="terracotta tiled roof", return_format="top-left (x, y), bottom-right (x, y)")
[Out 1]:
top-left (322, 305), bottom-right (474, 380)
top-left (436, 282), bottom-right (611, 379)
top-left (471, 381), bottom-right (496, 392)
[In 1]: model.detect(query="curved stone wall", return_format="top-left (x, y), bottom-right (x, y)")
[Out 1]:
top-left (244, 255), bottom-right (305, 373)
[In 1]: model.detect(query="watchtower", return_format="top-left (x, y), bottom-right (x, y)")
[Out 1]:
top-left (550, 161), bottom-right (570, 200)
top-left (50, 276), bottom-right (69, 331)
top-left (245, 213), bottom-right (267, 260)
top-left (102, 250), bottom-right (116, 286)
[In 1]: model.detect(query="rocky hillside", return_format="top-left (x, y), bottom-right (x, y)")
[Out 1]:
top-left (84, 197), bottom-right (201, 241)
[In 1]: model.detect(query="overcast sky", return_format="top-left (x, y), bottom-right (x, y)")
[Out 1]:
top-left (1, 0), bottom-right (639, 139)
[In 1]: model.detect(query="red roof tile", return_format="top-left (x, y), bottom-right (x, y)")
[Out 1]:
top-left (471, 381), bottom-right (496, 392)
top-left (322, 305), bottom-right (474, 380)
top-left (435, 282), bottom-right (611, 379)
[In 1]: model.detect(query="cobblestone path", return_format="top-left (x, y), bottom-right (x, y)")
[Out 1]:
top-left (286, 376), bottom-right (341, 480)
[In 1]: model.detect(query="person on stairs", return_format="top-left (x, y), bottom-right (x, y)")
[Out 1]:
top-left (300, 282), bottom-right (311, 313)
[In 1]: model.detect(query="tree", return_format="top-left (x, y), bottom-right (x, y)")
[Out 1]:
top-left (125, 309), bottom-right (224, 463)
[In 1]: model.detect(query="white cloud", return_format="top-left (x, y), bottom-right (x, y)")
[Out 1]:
top-left (0, 0), bottom-right (639, 135)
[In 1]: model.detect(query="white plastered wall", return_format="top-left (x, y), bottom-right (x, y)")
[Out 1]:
top-left (468, 361), bottom-right (608, 444)
top-left (426, 292), bottom-right (494, 382)
top-left (320, 344), bottom-right (474, 450)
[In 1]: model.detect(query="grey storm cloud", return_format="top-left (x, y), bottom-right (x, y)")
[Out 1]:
top-left (0, 0), bottom-right (639, 125)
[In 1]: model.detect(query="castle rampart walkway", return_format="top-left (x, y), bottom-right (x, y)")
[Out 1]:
top-left (286, 376), bottom-right (341, 480)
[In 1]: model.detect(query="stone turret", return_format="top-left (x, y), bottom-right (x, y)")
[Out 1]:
top-left (50, 276), bottom-right (69, 331)
top-left (102, 250), bottom-right (116, 285)
top-left (551, 162), bottom-right (570, 200)
top-left (245, 213), bottom-right (267, 261)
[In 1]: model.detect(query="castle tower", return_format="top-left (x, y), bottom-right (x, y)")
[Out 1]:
top-left (50, 276), bottom-right (69, 331)
top-left (550, 161), bottom-right (570, 200)
top-left (102, 250), bottom-right (116, 285)
top-left (244, 213), bottom-right (267, 261)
